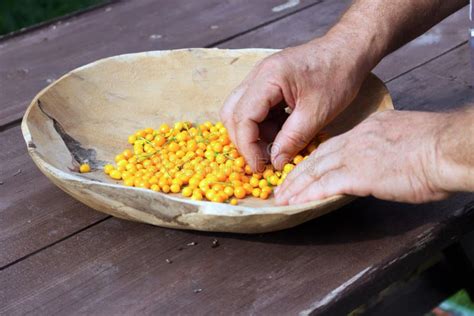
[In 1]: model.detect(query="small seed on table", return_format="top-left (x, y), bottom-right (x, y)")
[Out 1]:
top-left (211, 239), bottom-right (220, 248)
top-left (193, 288), bottom-right (202, 293)
top-left (165, 258), bottom-right (172, 264)
top-left (187, 242), bottom-right (197, 246)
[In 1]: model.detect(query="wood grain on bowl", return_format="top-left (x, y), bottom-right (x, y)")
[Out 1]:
top-left (21, 48), bottom-right (393, 233)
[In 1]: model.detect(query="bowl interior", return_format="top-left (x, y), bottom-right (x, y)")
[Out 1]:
top-left (23, 48), bottom-right (392, 209)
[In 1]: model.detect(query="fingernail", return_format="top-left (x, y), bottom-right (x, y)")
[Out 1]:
top-left (248, 161), bottom-right (259, 173)
top-left (289, 196), bottom-right (297, 204)
top-left (273, 155), bottom-right (288, 170)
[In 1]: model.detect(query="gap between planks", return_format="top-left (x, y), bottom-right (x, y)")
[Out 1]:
top-left (385, 40), bottom-right (468, 84)
top-left (0, 3), bottom-right (469, 270)
top-left (0, 42), bottom-right (469, 272)
top-left (0, 0), bottom-right (325, 130)
top-left (203, 0), bottom-right (323, 48)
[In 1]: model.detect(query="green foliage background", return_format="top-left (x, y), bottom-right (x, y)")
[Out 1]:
top-left (0, 0), bottom-right (104, 35)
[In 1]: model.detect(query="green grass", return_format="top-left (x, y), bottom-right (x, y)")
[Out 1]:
top-left (426, 290), bottom-right (474, 316)
top-left (440, 290), bottom-right (474, 315)
top-left (0, 0), bottom-right (105, 35)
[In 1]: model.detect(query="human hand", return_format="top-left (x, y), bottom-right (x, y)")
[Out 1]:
top-left (220, 37), bottom-right (371, 172)
top-left (275, 110), bottom-right (452, 204)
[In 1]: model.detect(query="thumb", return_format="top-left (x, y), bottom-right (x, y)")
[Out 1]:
top-left (271, 107), bottom-right (319, 169)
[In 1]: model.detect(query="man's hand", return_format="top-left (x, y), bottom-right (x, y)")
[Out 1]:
top-left (275, 110), bottom-right (454, 204)
top-left (220, 0), bottom-right (466, 174)
top-left (220, 38), bottom-right (370, 172)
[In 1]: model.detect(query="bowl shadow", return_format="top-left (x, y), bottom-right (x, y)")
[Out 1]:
top-left (185, 193), bottom-right (474, 246)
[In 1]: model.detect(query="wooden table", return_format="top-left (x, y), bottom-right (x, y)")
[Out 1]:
top-left (1, 1), bottom-right (473, 314)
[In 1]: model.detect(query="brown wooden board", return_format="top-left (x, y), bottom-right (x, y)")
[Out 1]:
top-left (1, 43), bottom-right (473, 314)
top-left (0, 0), bottom-right (323, 128)
top-left (0, 0), bottom-right (469, 279)
top-left (375, 6), bottom-right (469, 82)
top-left (221, 5), bottom-right (469, 82)
top-left (0, 126), bottom-right (107, 268)
top-left (0, 198), bottom-right (472, 315)
top-left (0, 2), bottom-right (468, 129)
top-left (388, 44), bottom-right (473, 113)
top-left (0, 1), bottom-right (332, 267)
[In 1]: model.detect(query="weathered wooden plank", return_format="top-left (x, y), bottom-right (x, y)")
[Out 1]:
top-left (220, 0), bottom-right (351, 48)
top-left (0, 2), bottom-right (468, 129)
top-left (221, 5), bottom-right (469, 82)
top-left (0, 198), bottom-right (472, 315)
top-left (0, 0), bottom-right (469, 280)
top-left (375, 7), bottom-right (469, 82)
top-left (0, 126), bottom-right (107, 268)
top-left (360, 257), bottom-right (461, 316)
top-left (2, 44), bottom-right (473, 315)
top-left (388, 44), bottom-right (473, 112)
top-left (0, 0), bottom-right (336, 269)
top-left (0, 0), bottom-right (322, 128)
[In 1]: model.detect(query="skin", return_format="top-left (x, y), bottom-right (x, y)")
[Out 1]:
top-left (275, 109), bottom-right (474, 204)
top-left (220, 0), bottom-right (472, 204)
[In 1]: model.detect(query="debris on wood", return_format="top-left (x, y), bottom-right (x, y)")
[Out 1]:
top-left (165, 258), bottom-right (172, 264)
top-left (0, 181), bottom-right (4, 185)
top-left (211, 239), bottom-right (220, 248)
top-left (13, 169), bottom-right (22, 176)
top-left (187, 242), bottom-right (198, 246)
top-left (193, 288), bottom-right (202, 294)
top-left (149, 34), bottom-right (162, 40)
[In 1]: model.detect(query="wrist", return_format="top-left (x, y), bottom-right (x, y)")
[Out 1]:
top-left (301, 33), bottom-right (373, 90)
top-left (319, 12), bottom-right (389, 77)
top-left (431, 108), bottom-right (474, 193)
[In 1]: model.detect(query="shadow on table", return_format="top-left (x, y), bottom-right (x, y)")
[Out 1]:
top-left (188, 193), bottom-right (474, 246)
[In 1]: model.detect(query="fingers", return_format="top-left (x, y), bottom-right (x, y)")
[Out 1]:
top-left (232, 81), bottom-right (283, 171)
top-left (288, 169), bottom-right (352, 204)
top-left (275, 134), bottom-right (346, 191)
top-left (220, 85), bottom-right (246, 146)
top-left (287, 134), bottom-right (347, 182)
top-left (233, 118), bottom-right (265, 171)
top-left (275, 152), bottom-right (344, 205)
top-left (271, 106), bottom-right (318, 169)
top-left (274, 134), bottom-right (348, 204)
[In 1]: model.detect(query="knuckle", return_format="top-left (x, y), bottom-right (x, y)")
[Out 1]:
top-left (258, 54), bottom-right (287, 76)
top-left (315, 174), bottom-right (331, 192)
top-left (262, 54), bottom-right (283, 68)
top-left (358, 119), bottom-right (381, 135)
top-left (367, 110), bottom-right (393, 126)
top-left (282, 129), bottom-right (310, 149)
top-left (316, 141), bottom-right (331, 153)
top-left (308, 164), bottom-right (320, 180)
top-left (233, 112), bottom-right (247, 127)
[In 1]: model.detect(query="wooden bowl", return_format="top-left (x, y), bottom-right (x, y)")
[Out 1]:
top-left (22, 48), bottom-right (393, 233)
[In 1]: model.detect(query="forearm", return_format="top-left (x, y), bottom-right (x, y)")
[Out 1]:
top-left (316, 0), bottom-right (467, 75)
top-left (434, 106), bottom-right (474, 193)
